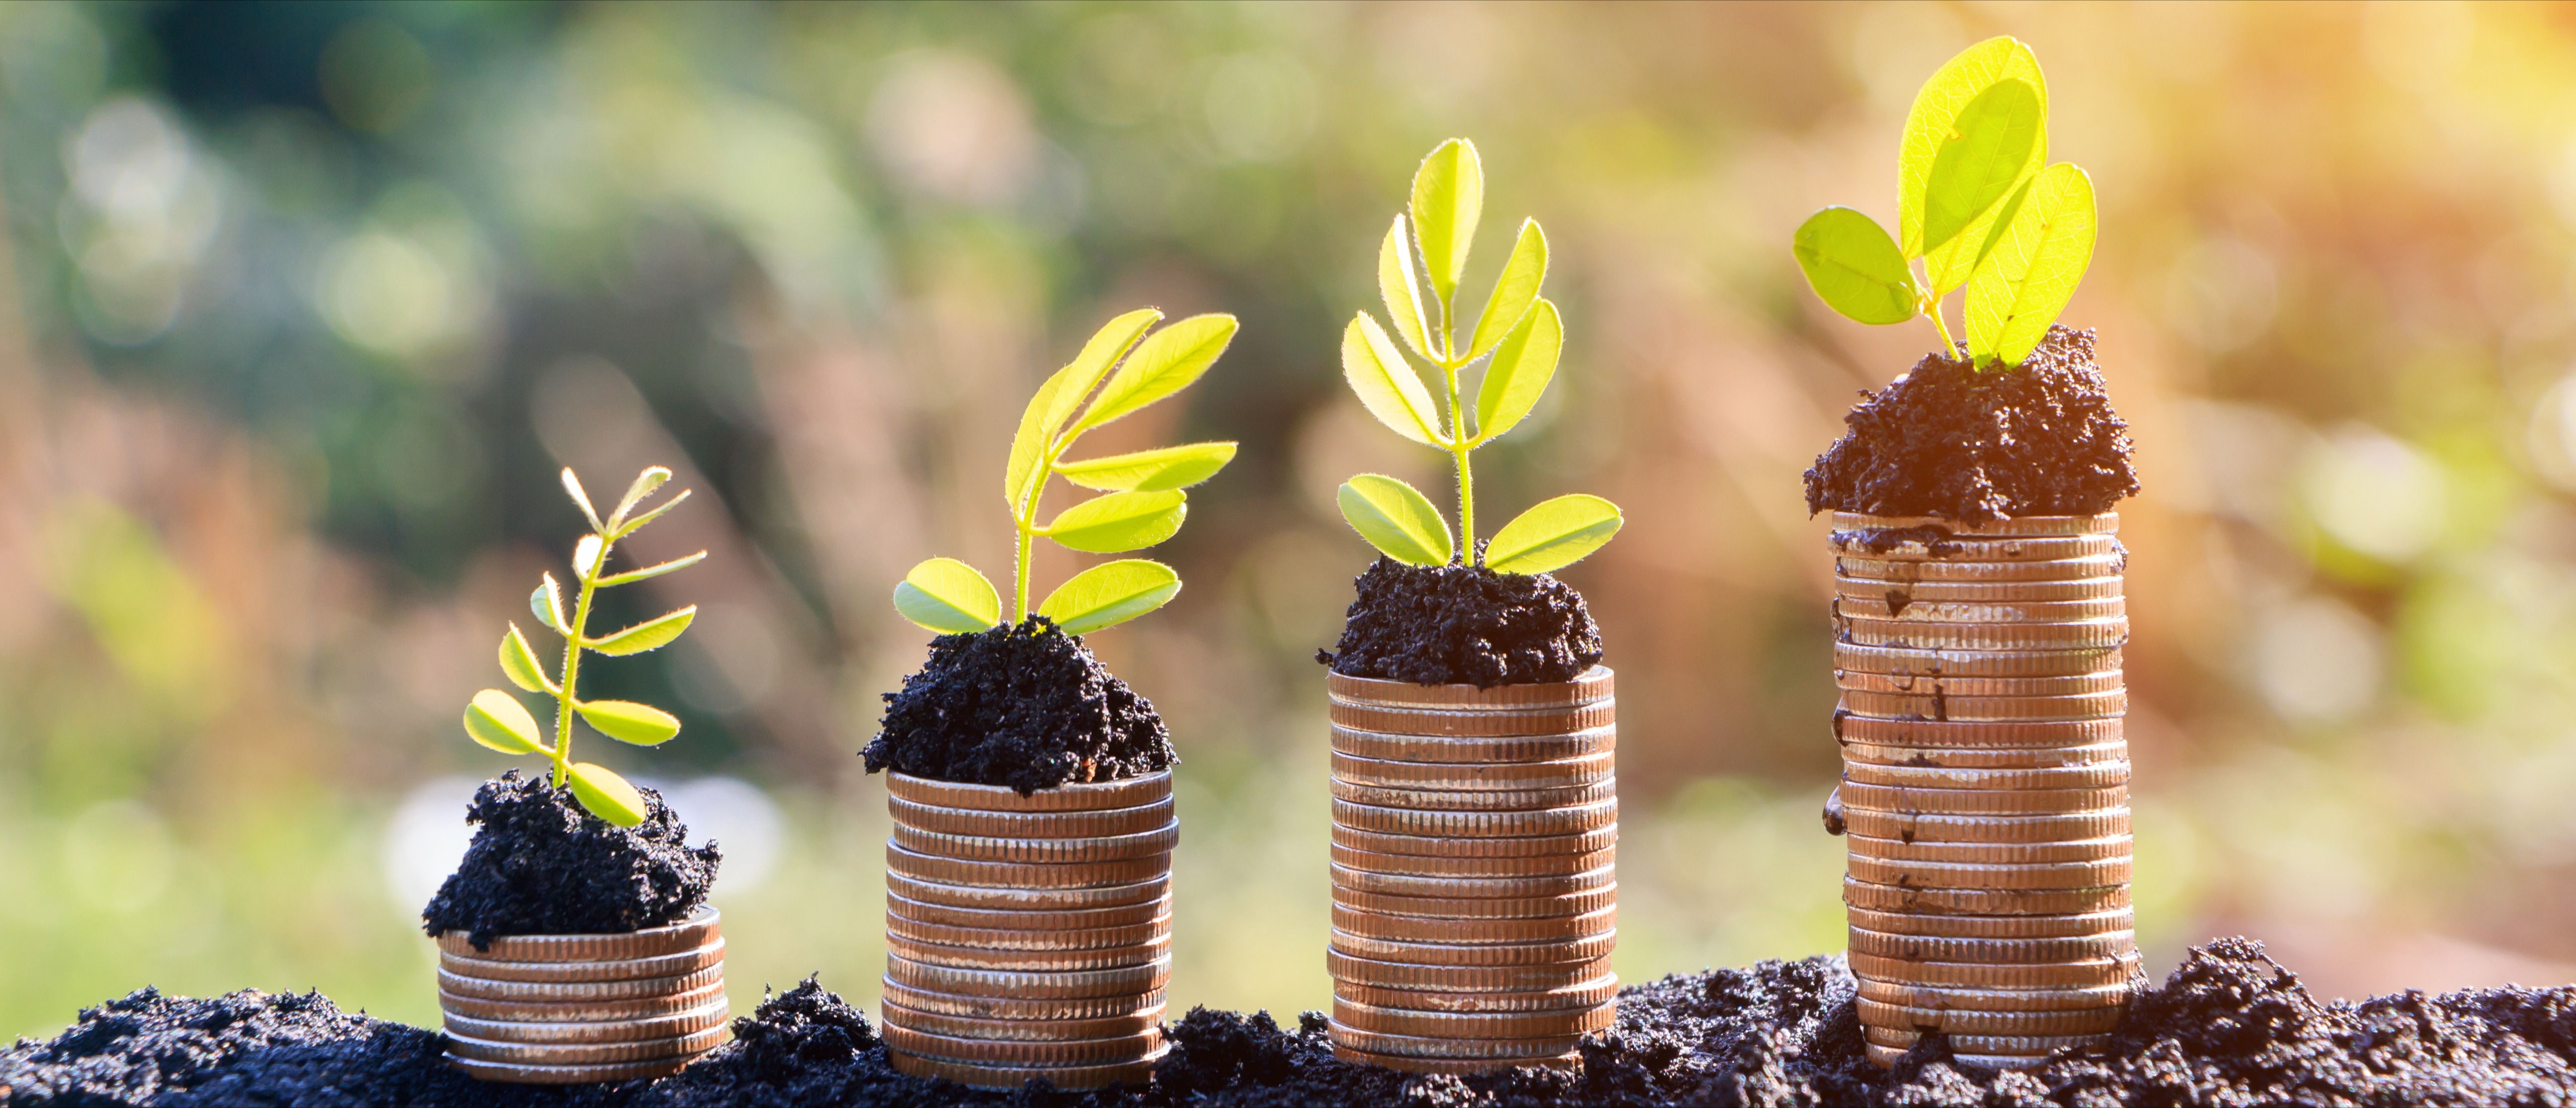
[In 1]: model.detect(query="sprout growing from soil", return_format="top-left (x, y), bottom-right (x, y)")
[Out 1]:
top-left (891, 309), bottom-right (1238, 637)
top-left (1791, 36), bottom-right (2097, 368)
top-left (1336, 138), bottom-right (1623, 575)
top-left (461, 466), bottom-right (705, 827)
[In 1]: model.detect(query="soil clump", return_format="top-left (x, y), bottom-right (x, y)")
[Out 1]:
top-left (863, 617), bottom-right (1174, 795)
top-left (420, 770), bottom-right (720, 951)
top-left (1805, 325), bottom-right (2138, 525)
top-left (1319, 557), bottom-right (1604, 688)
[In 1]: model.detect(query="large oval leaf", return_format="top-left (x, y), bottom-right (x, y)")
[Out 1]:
top-left (578, 699), bottom-right (682, 746)
top-left (464, 689), bottom-right (549, 755)
top-left (1963, 163), bottom-right (2096, 367)
top-left (892, 557), bottom-right (1001, 634)
top-left (588, 606), bottom-right (697, 656)
top-left (1900, 36), bottom-right (2047, 258)
top-left (1342, 314), bottom-right (1446, 446)
top-left (1467, 219), bottom-right (1548, 362)
top-left (1055, 442), bottom-right (1238, 492)
top-left (499, 624), bottom-right (554, 693)
top-left (1484, 494), bottom-right (1624, 575)
top-left (1039, 559), bottom-right (1182, 635)
top-left (1009, 309), bottom-right (1164, 510)
top-left (1338, 475), bottom-right (1453, 566)
top-left (1410, 138), bottom-right (1484, 308)
top-left (1474, 298), bottom-right (1562, 444)
top-left (1792, 208), bottom-right (1918, 326)
top-left (1378, 215), bottom-right (1436, 360)
top-left (1045, 490), bottom-right (1187, 554)
top-left (1921, 78), bottom-right (2042, 258)
top-left (567, 761), bottom-right (648, 827)
top-left (1075, 314), bottom-right (1238, 433)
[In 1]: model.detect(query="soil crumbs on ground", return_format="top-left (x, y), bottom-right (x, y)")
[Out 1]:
top-left (864, 617), bottom-right (1174, 795)
top-left (1805, 325), bottom-right (2139, 525)
top-left (420, 770), bottom-right (720, 951)
top-left (1320, 557), bottom-right (1604, 688)
top-left (13, 937), bottom-right (2571, 1107)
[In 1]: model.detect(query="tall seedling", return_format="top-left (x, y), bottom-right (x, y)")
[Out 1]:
top-left (892, 309), bottom-right (1239, 638)
top-left (1337, 139), bottom-right (1622, 575)
top-left (463, 467), bottom-right (706, 827)
top-left (1791, 36), bottom-right (2097, 368)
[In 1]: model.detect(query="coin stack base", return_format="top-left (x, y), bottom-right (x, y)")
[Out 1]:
top-left (882, 771), bottom-right (1175, 1091)
top-left (435, 905), bottom-right (728, 1083)
top-left (1829, 513), bottom-right (2136, 1070)
top-left (1325, 667), bottom-right (1618, 1075)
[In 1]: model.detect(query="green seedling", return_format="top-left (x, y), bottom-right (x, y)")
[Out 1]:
top-left (462, 466), bottom-right (706, 827)
top-left (892, 308), bottom-right (1238, 637)
top-left (1336, 138), bottom-right (1622, 575)
top-left (1791, 36), bottom-right (2097, 368)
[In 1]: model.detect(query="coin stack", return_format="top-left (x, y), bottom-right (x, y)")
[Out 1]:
top-left (1825, 512), bottom-right (2137, 1070)
top-left (435, 905), bottom-right (729, 1084)
top-left (1324, 667), bottom-right (1620, 1075)
top-left (880, 771), bottom-right (1177, 1090)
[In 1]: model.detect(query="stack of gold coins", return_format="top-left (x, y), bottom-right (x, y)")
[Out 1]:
top-left (1826, 512), bottom-right (2137, 1070)
top-left (1324, 667), bottom-right (1620, 1075)
top-left (435, 906), bottom-right (729, 1084)
top-left (880, 771), bottom-right (1176, 1090)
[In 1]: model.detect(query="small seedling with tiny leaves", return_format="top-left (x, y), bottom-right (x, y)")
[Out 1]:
top-left (891, 308), bottom-right (1238, 638)
top-left (1335, 138), bottom-right (1623, 575)
top-left (462, 466), bottom-right (706, 827)
top-left (1791, 36), bottom-right (2096, 369)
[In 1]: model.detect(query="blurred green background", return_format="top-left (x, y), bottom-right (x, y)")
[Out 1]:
top-left (8, 0), bottom-right (2576, 1040)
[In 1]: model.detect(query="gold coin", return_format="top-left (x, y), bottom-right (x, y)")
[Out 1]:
top-left (1331, 1042), bottom-right (1581, 1074)
top-left (1328, 1024), bottom-right (1587, 1060)
top-left (1331, 798), bottom-right (1619, 839)
top-left (1866, 1027), bottom-right (2110, 1055)
top-left (1838, 617), bottom-right (2130, 652)
top-left (1330, 700), bottom-right (1617, 739)
top-left (1866, 1043), bottom-right (2063, 1070)
top-left (886, 871), bottom-right (1168, 912)
top-left (1332, 843), bottom-right (1616, 877)
top-left (1841, 761), bottom-right (2129, 791)
top-left (1836, 808), bottom-right (2130, 844)
top-left (1836, 577), bottom-right (2125, 604)
top-left (1330, 862), bottom-right (1615, 900)
top-left (441, 997), bottom-right (731, 1044)
top-left (1845, 835), bottom-right (2131, 865)
top-left (888, 891), bottom-right (1171, 932)
top-left (1332, 751), bottom-right (1615, 791)
top-left (886, 1046), bottom-right (1163, 1091)
top-left (1848, 926), bottom-right (2135, 963)
top-left (1837, 780), bottom-right (2126, 816)
top-left (885, 842), bottom-right (1169, 888)
top-left (1828, 532), bottom-right (2122, 561)
top-left (1848, 856), bottom-right (2132, 891)
top-left (436, 980), bottom-right (728, 1023)
top-left (885, 952), bottom-right (1171, 1000)
top-left (1331, 778), bottom-right (1618, 812)
top-left (434, 905), bottom-right (720, 961)
top-left (1831, 512), bottom-right (2119, 537)
top-left (435, 965), bottom-right (724, 1003)
top-left (886, 933), bottom-right (1170, 972)
top-left (1857, 999), bottom-right (2124, 1036)
top-left (1835, 643), bottom-right (2123, 679)
top-left (880, 977), bottom-right (1167, 1022)
top-left (1327, 667), bottom-right (1614, 709)
top-left (887, 771), bottom-right (1169, 813)
top-left (1332, 883), bottom-right (1617, 920)
top-left (1835, 554), bottom-right (2124, 583)
top-left (442, 1024), bottom-right (728, 1065)
top-left (886, 913), bottom-right (1170, 952)
top-left (889, 821), bottom-right (1179, 866)
top-left (440, 941), bottom-right (724, 985)
top-left (889, 796), bottom-right (1174, 839)
top-left (1330, 928), bottom-right (1616, 966)
top-left (1840, 741), bottom-right (2128, 770)
top-left (1835, 671), bottom-right (2123, 696)
top-left (444, 1055), bottom-right (693, 1085)
top-left (1833, 715), bottom-right (2123, 748)
top-left (877, 998), bottom-right (1165, 1043)
top-left (1332, 824), bottom-right (1617, 859)
top-left (1848, 954), bottom-right (2135, 991)
top-left (1838, 691), bottom-right (2127, 723)
top-left (1834, 597), bottom-right (2126, 623)
top-left (1846, 906), bottom-right (2132, 939)
top-left (1327, 950), bottom-right (1614, 993)
top-left (1331, 724), bottom-right (1615, 764)
top-left (1335, 976), bottom-right (1619, 1015)
top-left (1845, 878), bottom-right (2131, 916)
top-left (1332, 997), bottom-right (1615, 1039)
top-left (879, 1021), bottom-right (1160, 1065)
top-left (1331, 904), bottom-right (1615, 945)
top-left (1854, 980), bottom-right (2132, 1013)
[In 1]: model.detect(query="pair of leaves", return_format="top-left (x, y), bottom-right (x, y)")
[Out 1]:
top-left (1004, 311), bottom-right (1239, 515)
top-left (509, 603), bottom-right (695, 679)
top-left (1342, 297), bottom-right (1562, 449)
top-left (563, 466), bottom-right (692, 542)
top-left (894, 556), bottom-right (1179, 636)
top-left (1337, 475), bottom-right (1621, 576)
top-left (467, 685), bottom-right (681, 751)
top-left (460, 696), bottom-right (656, 827)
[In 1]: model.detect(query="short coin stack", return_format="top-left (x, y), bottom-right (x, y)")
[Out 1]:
top-left (1325, 667), bottom-right (1620, 1074)
top-left (1826, 512), bottom-right (2137, 1070)
top-left (435, 906), bottom-right (729, 1084)
top-left (881, 771), bottom-right (1177, 1090)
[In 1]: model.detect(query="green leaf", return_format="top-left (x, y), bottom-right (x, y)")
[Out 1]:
top-left (1074, 314), bottom-right (1238, 433)
top-left (464, 689), bottom-right (549, 755)
top-left (1920, 78), bottom-right (2042, 257)
top-left (499, 624), bottom-right (554, 693)
top-left (1963, 163), bottom-right (2096, 367)
top-left (567, 762), bottom-right (647, 827)
top-left (1378, 216), bottom-right (1436, 360)
top-left (572, 534), bottom-right (604, 579)
top-left (1409, 138), bottom-right (1484, 310)
top-left (1474, 298), bottom-right (1562, 444)
top-left (1337, 475), bottom-right (1453, 566)
top-left (588, 606), bottom-right (697, 656)
top-left (610, 466), bottom-right (672, 528)
top-left (1045, 490), bottom-right (1187, 554)
top-left (1484, 494), bottom-right (1623, 575)
top-left (615, 488), bottom-right (691, 536)
top-left (530, 573), bottom-right (566, 633)
top-left (1900, 36), bottom-right (2047, 259)
top-left (1055, 442), bottom-right (1238, 492)
top-left (1467, 219), bottom-right (1547, 361)
top-left (892, 556), bottom-right (1001, 633)
top-left (1792, 208), bottom-right (1919, 325)
top-left (1038, 558), bottom-right (1181, 634)
top-left (578, 699), bottom-right (682, 746)
top-left (596, 551), bottom-right (707, 587)
top-left (560, 468), bottom-right (605, 531)
top-left (1006, 310), bottom-right (1162, 513)
top-left (1341, 314), bottom-right (1446, 446)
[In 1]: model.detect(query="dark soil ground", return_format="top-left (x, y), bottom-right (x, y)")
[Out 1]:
top-left (863, 617), bottom-right (1175, 795)
top-left (420, 771), bottom-right (721, 951)
top-left (1804, 325), bottom-right (2139, 525)
top-left (13, 937), bottom-right (2569, 1107)
top-left (1320, 557), bottom-right (1604, 688)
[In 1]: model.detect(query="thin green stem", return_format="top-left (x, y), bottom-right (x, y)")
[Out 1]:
top-left (1434, 293), bottom-right (1479, 564)
top-left (1927, 301), bottom-right (1958, 357)
top-left (1012, 513), bottom-right (1035, 622)
top-left (553, 535), bottom-right (611, 787)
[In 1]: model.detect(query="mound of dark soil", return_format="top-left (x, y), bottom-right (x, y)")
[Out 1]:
top-left (1319, 558), bottom-right (1604, 688)
top-left (863, 617), bottom-right (1174, 795)
top-left (1804, 325), bottom-right (2138, 524)
top-left (420, 770), bottom-right (721, 951)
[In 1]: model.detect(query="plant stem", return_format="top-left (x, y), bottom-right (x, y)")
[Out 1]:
top-left (553, 536), bottom-right (609, 788)
top-left (1927, 303), bottom-right (1958, 358)
top-left (1437, 297), bottom-right (1476, 564)
top-left (1013, 511), bottom-right (1035, 623)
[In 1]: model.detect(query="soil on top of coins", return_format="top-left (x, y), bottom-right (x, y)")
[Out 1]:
top-left (419, 770), bottom-right (720, 951)
top-left (13, 937), bottom-right (2573, 1107)
top-left (1804, 325), bottom-right (2139, 526)
top-left (1319, 556), bottom-right (1605, 688)
top-left (863, 616), bottom-right (1175, 795)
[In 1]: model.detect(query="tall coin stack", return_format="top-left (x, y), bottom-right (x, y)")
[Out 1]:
top-left (1825, 512), bottom-right (2137, 1070)
top-left (881, 771), bottom-right (1177, 1090)
top-left (435, 906), bottom-right (729, 1084)
top-left (1325, 667), bottom-right (1620, 1074)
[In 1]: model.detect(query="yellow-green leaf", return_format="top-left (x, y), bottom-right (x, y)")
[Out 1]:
top-left (1006, 310), bottom-right (1161, 512)
top-left (1378, 215), bottom-right (1436, 360)
top-left (530, 573), bottom-right (566, 633)
top-left (572, 534), bottom-right (604, 579)
top-left (1792, 208), bottom-right (1918, 326)
top-left (464, 689), bottom-right (549, 755)
top-left (1484, 494), bottom-right (1623, 575)
top-left (1921, 78), bottom-right (2042, 257)
top-left (1038, 558), bottom-right (1181, 634)
top-left (578, 699), bottom-right (682, 746)
top-left (1342, 314), bottom-right (1446, 446)
top-left (596, 551), bottom-right (707, 587)
top-left (615, 488), bottom-right (692, 536)
top-left (1474, 298), bottom-right (1562, 444)
top-left (610, 466), bottom-right (672, 529)
top-left (1963, 163), bottom-right (2096, 367)
top-left (560, 468), bottom-right (605, 531)
top-left (1900, 36), bottom-right (2047, 258)
top-left (893, 556), bottom-right (1001, 634)
top-left (499, 624), bottom-right (554, 693)
top-left (1467, 219), bottom-right (1547, 361)
top-left (588, 606), bottom-right (697, 656)
top-left (1409, 138), bottom-right (1484, 310)
top-left (567, 762), bottom-right (647, 826)
top-left (1074, 314), bottom-right (1238, 433)
top-left (1055, 442), bottom-right (1237, 492)
top-left (1338, 475), bottom-right (1453, 566)
top-left (1045, 490), bottom-right (1187, 554)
